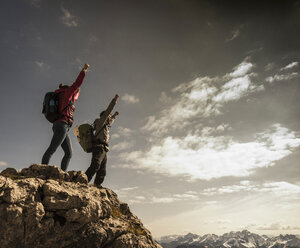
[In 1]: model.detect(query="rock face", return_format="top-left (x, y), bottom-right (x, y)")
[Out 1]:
top-left (0, 164), bottom-right (162, 248)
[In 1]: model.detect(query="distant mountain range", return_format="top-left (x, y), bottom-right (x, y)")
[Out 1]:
top-left (158, 230), bottom-right (300, 248)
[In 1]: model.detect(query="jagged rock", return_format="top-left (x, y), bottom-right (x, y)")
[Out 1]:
top-left (0, 164), bottom-right (162, 248)
top-left (1, 167), bottom-right (19, 177)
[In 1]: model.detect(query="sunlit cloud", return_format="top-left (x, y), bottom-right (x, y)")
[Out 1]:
top-left (114, 186), bottom-right (138, 195)
top-left (142, 58), bottom-right (263, 135)
top-left (115, 188), bottom-right (200, 205)
top-left (280, 61), bottom-right (298, 71)
top-left (212, 75), bottom-right (261, 103)
top-left (173, 193), bottom-right (199, 200)
top-left (150, 192), bottom-right (199, 204)
top-left (202, 181), bottom-right (300, 200)
top-left (151, 197), bottom-right (177, 204)
top-left (60, 5), bottom-right (78, 27)
top-left (118, 186), bottom-right (139, 191)
top-left (120, 124), bottom-right (300, 180)
top-left (121, 93), bottom-right (140, 104)
top-left (266, 72), bottom-right (298, 83)
top-left (254, 222), bottom-right (300, 231)
top-left (229, 60), bottom-right (253, 77)
top-left (119, 58), bottom-right (300, 181)
top-left (261, 182), bottom-right (300, 201)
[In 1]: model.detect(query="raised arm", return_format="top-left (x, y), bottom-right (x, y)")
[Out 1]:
top-left (96, 94), bottom-right (119, 129)
top-left (68, 63), bottom-right (90, 94)
top-left (109, 111), bottom-right (119, 125)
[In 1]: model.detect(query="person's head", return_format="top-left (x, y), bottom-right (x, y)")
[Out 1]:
top-left (59, 83), bottom-right (69, 89)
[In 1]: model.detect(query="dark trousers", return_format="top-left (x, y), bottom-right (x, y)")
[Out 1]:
top-left (41, 121), bottom-right (72, 171)
top-left (85, 145), bottom-right (107, 185)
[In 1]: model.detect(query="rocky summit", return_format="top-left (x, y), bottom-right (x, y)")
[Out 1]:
top-left (0, 164), bottom-right (162, 248)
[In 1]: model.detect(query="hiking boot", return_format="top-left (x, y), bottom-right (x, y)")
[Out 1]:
top-left (94, 184), bottom-right (103, 189)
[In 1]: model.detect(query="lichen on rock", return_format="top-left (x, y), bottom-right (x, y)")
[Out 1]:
top-left (0, 164), bottom-right (162, 248)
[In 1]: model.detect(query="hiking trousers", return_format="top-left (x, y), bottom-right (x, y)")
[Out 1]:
top-left (41, 121), bottom-right (72, 171)
top-left (85, 145), bottom-right (107, 185)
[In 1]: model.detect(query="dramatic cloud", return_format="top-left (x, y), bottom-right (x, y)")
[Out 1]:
top-left (280, 61), bottom-right (298, 71)
top-left (150, 191), bottom-right (199, 204)
top-left (229, 60), bottom-right (254, 77)
top-left (150, 197), bottom-right (177, 204)
top-left (142, 59), bottom-right (263, 135)
top-left (60, 6), bottom-right (78, 27)
top-left (117, 186), bottom-right (139, 192)
top-left (266, 61), bottom-right (299, 82)
top-left (0, 161), bottom-right (8, 167)
top-left (120, 124), bottom-right (300, 181)
top-left (115, 188), bottom-right (199, 205)
top-left (266, 72), bottom-right (298, 83)
top-left (121, 94), bottom-right (140, 104)
top-left (117, 58), bottom-right (300, 181)
top-left (202, 181), bottom-right (300, 199)
top-left (255, 222), bottom-right (300, 231)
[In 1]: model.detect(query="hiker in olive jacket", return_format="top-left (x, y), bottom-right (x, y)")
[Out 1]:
top-left (42, 63), bottom-right (89, 171)
top-left (85, 94), bottom-right (119, 186)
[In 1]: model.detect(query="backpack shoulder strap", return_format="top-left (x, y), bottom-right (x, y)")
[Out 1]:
top-left (61, 92), bottom-right (74, 112)
top-left (94, 122), bottom-right (108, 138)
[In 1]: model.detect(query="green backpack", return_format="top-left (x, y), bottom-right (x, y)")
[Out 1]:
top-left (73, 124), bottom-right (94, 153)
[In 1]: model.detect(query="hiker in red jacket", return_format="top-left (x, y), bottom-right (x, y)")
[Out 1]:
top-left (42, 63), bottom-right (89, 171)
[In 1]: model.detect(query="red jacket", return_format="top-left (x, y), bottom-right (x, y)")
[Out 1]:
top-left (54, 71), bottom-right (86, 127)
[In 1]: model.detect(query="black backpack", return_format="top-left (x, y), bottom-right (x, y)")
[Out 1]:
top-left (42, 92), bottom-right (60, 123)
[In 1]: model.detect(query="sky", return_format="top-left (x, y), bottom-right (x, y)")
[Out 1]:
top-left (0, 0), bottom-right (300, 238)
